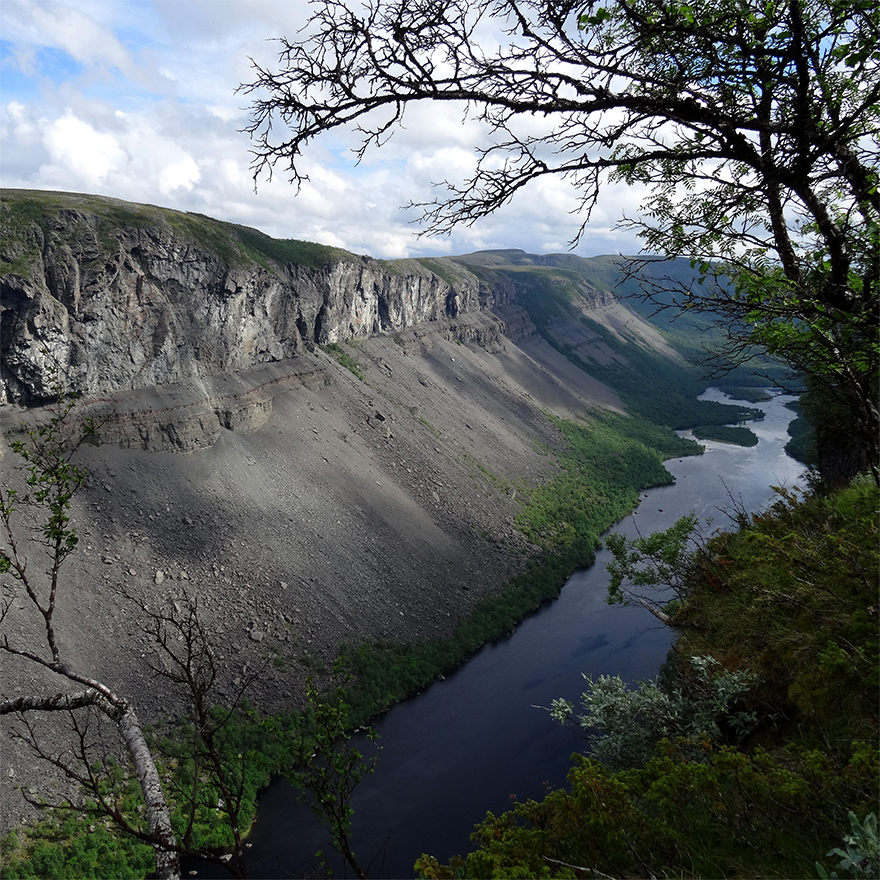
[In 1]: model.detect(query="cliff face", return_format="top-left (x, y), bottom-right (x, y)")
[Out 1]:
top-left (0, 191), bottom-right (496, 405)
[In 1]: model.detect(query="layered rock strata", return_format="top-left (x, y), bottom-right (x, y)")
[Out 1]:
top-left (0, 191), bottom-right (498, 407)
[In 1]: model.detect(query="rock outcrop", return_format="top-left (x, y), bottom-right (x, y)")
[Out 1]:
top-left (0, 190), bottom-right (501, 407)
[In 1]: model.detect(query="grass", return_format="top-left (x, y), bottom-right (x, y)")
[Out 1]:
top-left (0, 188), bottom-right (351, 273)
top-left (320, 343), bottom-right (366, 380)
top-left (413, 258), bottom-right (466, 288)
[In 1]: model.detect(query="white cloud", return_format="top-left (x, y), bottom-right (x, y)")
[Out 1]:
top-left (5, 101), bottom-right (37, 139)
top-left (42, 110), bottom-right (129, 185)
top-left (0, 0), bottom-right (651, 259)
top-left (159, 153), bottom-right (200, 194)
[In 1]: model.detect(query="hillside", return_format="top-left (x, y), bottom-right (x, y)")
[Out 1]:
top-left (0, 190), bottom-right (763, 839)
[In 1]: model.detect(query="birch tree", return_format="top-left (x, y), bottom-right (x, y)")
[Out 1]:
top-left (0, 396), bottom-right (184, 878)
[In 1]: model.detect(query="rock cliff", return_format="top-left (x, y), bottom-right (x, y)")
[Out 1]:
top-left (1, 190), bottom-right (503, 407)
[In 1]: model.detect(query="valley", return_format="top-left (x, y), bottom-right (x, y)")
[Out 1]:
top-left (0, 190), bottom-right (764, 845)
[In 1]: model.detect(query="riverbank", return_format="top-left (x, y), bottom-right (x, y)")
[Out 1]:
top-left (2, 391), bottom-right (702, 877)
top-left (341, 409), bottom-right (700, 724)
top-left (1, 313), bottom-right (701, 839)
top-left (195, 391), bottom-right (810, 879)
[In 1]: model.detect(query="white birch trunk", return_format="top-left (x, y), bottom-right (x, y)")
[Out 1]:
top-left (1, 688), bottom-right (181, 880)
top-left (117, 704), bottom-right (181, 880)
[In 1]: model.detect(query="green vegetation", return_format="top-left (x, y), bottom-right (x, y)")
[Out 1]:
top-left (338, 411), bottom-right (698, 724)
top-left (413, 257), bottom-right (464, 288)
top-left (320, 342), bottom-right (366, 380)
top-left (550, 655), bottom-right (758, 770)
top-left (419, 477), bottom-right (879, 879)
top-left (0, 697), bottom-right (353, 879)
top-left (557, 315), bottom-right (765, 434)
top-left (1, 382), bottom-right (701, 878)
top-left (0, 189), bottom-right (349, 274)
top-left (817, 811), bottom-right (880, 880)
top-left (678, 480), bottom-right (878, 744)
top-left (230, 224), bottom-right (346, 269)
top-left (1, 815), bottom-right (154, 880)
top-left (418, 741), bottom-right (878, 880)
top-left (690, 424), bottom-right (759, 446)
top-left (786, 409), bottom-right (820, 466)
top-left (281, 664), bottom-right (380, 879)
top-left (0, 197), bottom-right (48, 278)
top-left (474, 258), bottom-right (771, 444)
top-left (0, 708), bottom-right (284, 875)
top-left (515, 413), bottom-right (698, 551)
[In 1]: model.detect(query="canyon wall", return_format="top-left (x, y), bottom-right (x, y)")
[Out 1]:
top-left (0, 191), bottom-right (512, 406)
top-left (0, 191), bottom-right (642, 831)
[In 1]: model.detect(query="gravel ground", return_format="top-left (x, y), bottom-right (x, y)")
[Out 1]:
top-left (0, 322), bottom-right (623, 833)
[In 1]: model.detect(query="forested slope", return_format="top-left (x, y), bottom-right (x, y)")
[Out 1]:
top-left (419, 477), bottom-right (879, 879)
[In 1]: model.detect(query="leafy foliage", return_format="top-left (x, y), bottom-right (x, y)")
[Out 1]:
top-left (515, 413), bottom-right (696, 552)
top-left (153, 702), bottom-right (279, 855)
top-left (420, 478), bottom-right (879, 878)
top-left (817, 811), bottom-right (880, 880)
top-left (678, 478), bottom-right (879, 744)
top-left (418, 741), bottom-right (877, 880)
top-left (605, 513), bottom-right (698, 611)
top-left (550, 656), bottom-right (757, 770)
top-left (1, 816), bottom-right (155, 880)
top-left (283, 662), bottom-right (380, 879)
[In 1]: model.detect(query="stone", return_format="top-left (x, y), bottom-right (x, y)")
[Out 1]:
top-left (0, 196), bottom-right (491, 414)
top-left (154, 570), bottom-right (165, 585)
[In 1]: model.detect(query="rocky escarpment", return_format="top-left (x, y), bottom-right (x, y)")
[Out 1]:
top-left (0, 190), bottom-right (503, 406)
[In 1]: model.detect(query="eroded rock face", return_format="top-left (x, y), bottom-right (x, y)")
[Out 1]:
top-left (0, 196), bottom-right (491, 405)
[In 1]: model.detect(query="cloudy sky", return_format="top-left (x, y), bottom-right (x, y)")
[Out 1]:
top-left (1, 0), bottom-right (647, 259)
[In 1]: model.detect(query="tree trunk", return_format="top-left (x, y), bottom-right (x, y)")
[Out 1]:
top-left (117, 704), bottom-right (181, 879)
top-left (1, 689), bottom-right (181, 880)
top-left (636, 597), bottom-right (673, 626)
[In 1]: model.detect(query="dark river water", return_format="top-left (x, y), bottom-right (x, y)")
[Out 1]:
top-left (195, 390), bottom-right (805, 879)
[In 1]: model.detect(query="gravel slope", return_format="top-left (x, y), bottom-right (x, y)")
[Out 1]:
top-left (0, 324), bottom-right (624, 832)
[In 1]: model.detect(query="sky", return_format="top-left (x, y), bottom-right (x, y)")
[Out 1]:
top-left (0, 0), bottom-right (648, 259)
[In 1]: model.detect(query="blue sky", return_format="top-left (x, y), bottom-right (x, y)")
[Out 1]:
top-left (0, 0), bottom-right (645, 259)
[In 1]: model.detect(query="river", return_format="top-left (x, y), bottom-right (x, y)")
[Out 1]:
top-left (196, 389), bottom-right (806, 879)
